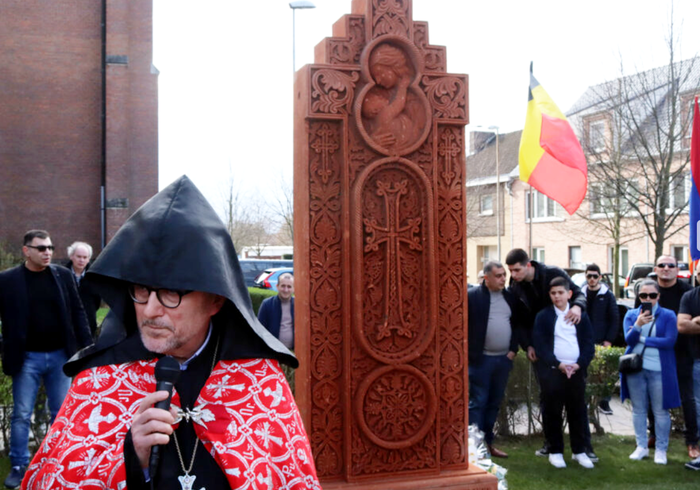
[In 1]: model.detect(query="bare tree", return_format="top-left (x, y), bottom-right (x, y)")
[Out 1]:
top-left (220, 175), bottom-right (274, 255)
top-left (569, 24), bottom-right (699, 264)
top-left (267, 175), bottom-right (294, 245)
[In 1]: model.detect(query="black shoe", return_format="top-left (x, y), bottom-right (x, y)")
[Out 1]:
top-left (4, 466), bottom-right (26, 489)
top-left (598, 400), bottom-right (613, 415)
top-left (586, 450), bottom-right (599, 463)
top-left (686, 457), bottom-right (700, 471)
top-left (535, 445), bottom-right (550, 457)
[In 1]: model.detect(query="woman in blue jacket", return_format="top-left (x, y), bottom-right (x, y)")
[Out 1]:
top-left (621, 280), bottom-right (680, 465)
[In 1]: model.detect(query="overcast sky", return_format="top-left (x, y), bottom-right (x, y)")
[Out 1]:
top-left (153, 0), bottom-right (700, 215)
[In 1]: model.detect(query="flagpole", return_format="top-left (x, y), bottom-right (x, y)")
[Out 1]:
top-left (529, 185), bottom-right (533, 257)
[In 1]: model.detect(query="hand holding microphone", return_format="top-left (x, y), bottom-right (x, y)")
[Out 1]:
top-left (131, 356), bottom-right (181, 474)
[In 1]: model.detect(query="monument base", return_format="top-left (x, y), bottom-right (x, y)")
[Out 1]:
top-left (321, 467), bottom-right (499, 490)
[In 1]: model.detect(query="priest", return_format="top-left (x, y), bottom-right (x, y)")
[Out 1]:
top-left (22, 176), bottom-right (320, 490)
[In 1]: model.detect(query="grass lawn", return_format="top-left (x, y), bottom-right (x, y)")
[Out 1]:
top-left (1, 434), bottom-right (698, 487)
top-left (498, 434), bottom-right (699, 489)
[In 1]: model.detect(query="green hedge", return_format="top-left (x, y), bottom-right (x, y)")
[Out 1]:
top-left (248, 287), bottom-right (278, 315)
top-left (495, 346), bottom-right (625, 437)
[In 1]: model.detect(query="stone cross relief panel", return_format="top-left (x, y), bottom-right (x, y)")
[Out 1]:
top-left (294, 1), bottom-right (491, 488)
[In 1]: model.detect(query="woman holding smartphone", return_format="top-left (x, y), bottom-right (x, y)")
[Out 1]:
top-left (620, 279), bottom-right (681, 465)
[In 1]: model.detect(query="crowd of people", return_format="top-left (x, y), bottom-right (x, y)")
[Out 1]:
top-left (2, 179), bottom-right (700, 488)
top-left (468, 249), bottom-right (700, 472)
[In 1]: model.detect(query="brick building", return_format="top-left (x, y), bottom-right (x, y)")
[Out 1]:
top-left (0, 0), bottom-right (158, 259)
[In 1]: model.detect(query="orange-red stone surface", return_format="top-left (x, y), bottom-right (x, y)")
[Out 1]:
top-left (294, 1), bottom-right (494, 488)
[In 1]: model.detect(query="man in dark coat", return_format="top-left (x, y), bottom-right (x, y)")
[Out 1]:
top-left (581, 263), bottom-right (619, 415)
top-left (468, 261), bottom-right (523, 458)
top-left (65, 241), bottom-right (102, 337)
top-left (22, 176), bottom-right (320, 490)
top-left (0, 230), bottom-right (92, 488)
top-left (258, 273), bottom-right (295, 349)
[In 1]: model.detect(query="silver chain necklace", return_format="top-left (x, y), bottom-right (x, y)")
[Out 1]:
top-left (171, 335), bottom-right (220, 490)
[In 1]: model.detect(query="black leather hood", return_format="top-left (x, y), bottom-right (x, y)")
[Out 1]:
top-left (65, 175), bottom-right (297, 375)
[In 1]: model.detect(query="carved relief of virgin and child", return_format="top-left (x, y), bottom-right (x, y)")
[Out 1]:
top-left (359, 43), bottom-right (428, 154)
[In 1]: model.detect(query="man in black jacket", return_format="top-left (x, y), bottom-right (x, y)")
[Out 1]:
top-left (0, 230), bottom-right (92, 488)
top-left (582, 263), bottom-right (619, 414)
top-left (505, 248), bottom-right (593, 459)
top-left (468, 261), bottom-right (522, 458)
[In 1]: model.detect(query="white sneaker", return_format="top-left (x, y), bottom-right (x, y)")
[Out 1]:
top-left (572, 452), bottom-right (594, 468)
top-left (629, 446), bottom-right (649, 460)
top-left (654, 450), bottom-right (667, 465)
top-left (549, 453), bottom-right (566, 468)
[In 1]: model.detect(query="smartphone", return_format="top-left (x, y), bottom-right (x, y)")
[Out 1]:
top-left (641, 302), bottom-right (653, 315)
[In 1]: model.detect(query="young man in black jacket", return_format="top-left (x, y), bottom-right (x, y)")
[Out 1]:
top-left (582, 263), bottom-right (619, 414)
top-left (468, 261), bottom-right (523, 458)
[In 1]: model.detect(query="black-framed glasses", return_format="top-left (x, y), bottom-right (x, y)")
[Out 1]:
top-left (586, 274), bottom-right (599, 279)
top-left (26, 245), bottom-right (54, 252)
top-left (128, 284), bottom-right (192, 309)
top-left (656, 263), bottom-right (676, 268)
top-left (638, 292), bottom-right (659, 300)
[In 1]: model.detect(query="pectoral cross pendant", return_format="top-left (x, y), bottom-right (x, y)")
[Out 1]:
top-left (178, 473), bottom-right (204, 490)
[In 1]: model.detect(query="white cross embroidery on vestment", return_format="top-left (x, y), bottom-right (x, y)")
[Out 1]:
top-left (207, 375), bottom-right (245, 398)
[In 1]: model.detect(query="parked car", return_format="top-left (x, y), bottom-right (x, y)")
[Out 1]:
top-left (239, 259), bottom-right (293, 287)
top-left (253, 267), bottom-right (294, 292)
top-left (623, 263), bottom-right (654, 299)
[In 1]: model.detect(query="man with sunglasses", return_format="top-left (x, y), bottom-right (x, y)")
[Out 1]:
top-left (635, 255), bottom-right (698, 459)
top-left (0, 230), bottom-right (92, 488)
top-left (21, 177), bottom-right (319, 490)
top-left (582, 264), bottom-right (619, 415)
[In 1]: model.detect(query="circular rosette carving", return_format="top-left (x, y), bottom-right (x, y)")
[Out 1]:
top-left (355, 365), bottom-right (436, 449)
top-left (354, 36), bottom-right (431, 157)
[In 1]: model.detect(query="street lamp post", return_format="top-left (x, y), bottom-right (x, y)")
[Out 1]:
top-left (289, 1), bottom-right (316, 75)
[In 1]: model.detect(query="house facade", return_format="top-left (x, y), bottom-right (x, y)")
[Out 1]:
top-left (466, 57), bottom-right (700, 291)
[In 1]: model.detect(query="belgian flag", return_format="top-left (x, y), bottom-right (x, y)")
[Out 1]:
top-left (519, 67), bottom-right (587, 215)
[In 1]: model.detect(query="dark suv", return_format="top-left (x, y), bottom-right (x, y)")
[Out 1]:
top-left (239, 259), bottom-right (293, 287)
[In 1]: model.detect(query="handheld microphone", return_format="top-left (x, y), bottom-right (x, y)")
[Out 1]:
top-left (148, 356), bottom-right (181, 479)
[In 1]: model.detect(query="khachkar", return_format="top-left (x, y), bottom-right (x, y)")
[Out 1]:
top-left (294, 1), bottom-right (496, 488)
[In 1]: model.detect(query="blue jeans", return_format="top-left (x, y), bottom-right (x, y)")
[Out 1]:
top-left (627, 369), bottom-right (670, 451)
top-left (10, 350), bottom-right (72, 467)
top-left (469, 354), bottom-right (513, 444)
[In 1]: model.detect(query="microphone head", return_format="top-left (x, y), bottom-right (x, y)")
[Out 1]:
top-left (154, 356), bottom-right (181, 384)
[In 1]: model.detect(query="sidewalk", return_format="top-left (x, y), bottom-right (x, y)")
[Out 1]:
top-left (510, 395), bottom-right (635, 436)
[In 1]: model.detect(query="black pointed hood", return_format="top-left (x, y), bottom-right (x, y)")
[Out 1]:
top-left (65, 175), bottom-right (296, 375)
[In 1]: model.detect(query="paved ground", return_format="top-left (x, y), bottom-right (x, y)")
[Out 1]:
top-left (511, 395), bottom-right (636, 436)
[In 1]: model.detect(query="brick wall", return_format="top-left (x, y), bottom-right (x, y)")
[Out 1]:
top-left (0, 0), bottom-right (157, 259)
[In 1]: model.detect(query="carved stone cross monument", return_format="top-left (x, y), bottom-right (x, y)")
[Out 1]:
top-left (294, 1), bottom-right (497, 488)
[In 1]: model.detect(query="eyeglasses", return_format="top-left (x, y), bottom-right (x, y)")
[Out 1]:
top-left (586, 274), bottom-right (599, 279)
top-left (656, 263), bottom-right (676, 268)
top-left (638, 292), bottom-right (659, 300)
top-left (128, 284), bottom-right (192, 309)
top-left (26, 245), bottom-right (54, 252)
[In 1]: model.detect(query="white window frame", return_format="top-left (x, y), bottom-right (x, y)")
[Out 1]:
top-left (569, 246), bottom-right (584, 270)
top-left (588, 120), bottom-right (606, 152)
top-left (525, 190), bottom-right (563, 223)
top-left (590, 179), bottom-right (640, 218)
top-left (532, 247), bottom-right (545, 263)
top-left (668, 172), bottom-right (690, 212)
top-left (479, 194), bottom-right (494, 216)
